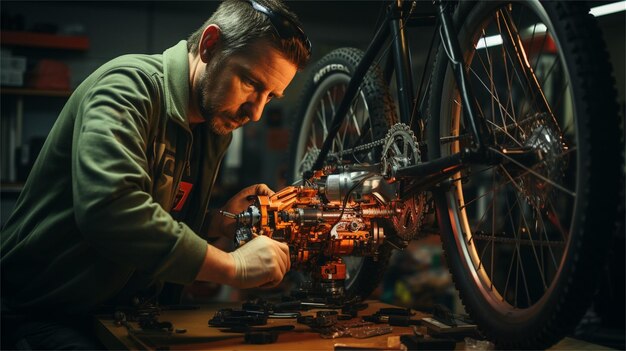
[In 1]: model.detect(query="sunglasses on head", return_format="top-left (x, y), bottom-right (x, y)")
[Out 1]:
top-left (246, 0), bottom-right (312, 58)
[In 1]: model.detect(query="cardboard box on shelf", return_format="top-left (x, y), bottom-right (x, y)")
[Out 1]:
top-left (1, 69), bottom-right (24, 87)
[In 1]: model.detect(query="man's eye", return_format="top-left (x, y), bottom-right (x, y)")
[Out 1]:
top-left (242, 76), bottom-right (254, 87)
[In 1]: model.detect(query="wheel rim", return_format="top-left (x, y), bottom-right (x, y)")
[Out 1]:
top-left (438, 2), bottom-right (578, 316)
top-left (293, 72), bottom-right (379, 292)
top-left (293, 73), bottom-right (377, 182)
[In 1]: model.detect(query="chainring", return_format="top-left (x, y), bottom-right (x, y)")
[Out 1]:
top-left (381, 123), bottom-right (421, 178)
top-left (391, 192), bottom-right (427, 240)
top-left (380, 123), bottom-right (427, 240)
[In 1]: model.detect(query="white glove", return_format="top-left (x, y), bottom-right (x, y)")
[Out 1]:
top-left (228, 235), bottom-right (290, 288)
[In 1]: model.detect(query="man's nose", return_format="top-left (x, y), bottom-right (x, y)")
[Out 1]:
top-left (244, 93), bottom-right (267, 122)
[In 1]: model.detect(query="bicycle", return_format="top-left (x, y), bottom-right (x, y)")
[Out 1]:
top-left (283, 0), bottom-right (623, 348)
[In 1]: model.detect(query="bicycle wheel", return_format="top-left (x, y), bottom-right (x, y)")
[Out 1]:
top-left (288, 47), bottom-right (396, 298)
top-left (428, 1), bottom-right (622, 348)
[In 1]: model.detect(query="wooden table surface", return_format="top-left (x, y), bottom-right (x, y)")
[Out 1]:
top-left (95, 300), bottom-right (431, 350)
top-left (94, 300), bottom-right (612, 350)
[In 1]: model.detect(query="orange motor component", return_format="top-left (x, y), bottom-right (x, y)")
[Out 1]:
top-left (230, 169), bottom-right (399, 273)
top-left (243, 184), bottom-right (387, 269)
top-left (319, 261), bottom-right (347, 280)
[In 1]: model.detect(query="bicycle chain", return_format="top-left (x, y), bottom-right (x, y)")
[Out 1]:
top-left (328, 138), bottom-right (386, 159)
top-left (328, 123), bottom-right (421, 160)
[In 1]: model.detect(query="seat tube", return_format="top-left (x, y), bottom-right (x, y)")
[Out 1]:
top-left (389, 0), bottom-right (415, 126)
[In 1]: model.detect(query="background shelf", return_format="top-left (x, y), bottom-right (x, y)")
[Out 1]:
top-left (1, 31), bottom-right (89, 51)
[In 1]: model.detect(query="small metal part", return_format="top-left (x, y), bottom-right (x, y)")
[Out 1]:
top-left (114, 311), bottom-right (127, 326)
top-left (268, 312), bottom-right (301, 319)
top-left (432, 304), bottom-right (456, 327)
top-left (223, 325), bottom-right (295, 333)
top-left (341, 301), bottom-right (368, 318)
top-left (297, 310), bottom-right (339, 328)
top-left (234, 227), bottom-right (254, 247)
top-left (400, 334), bottom-right (456, 350)
top-left (363, 307), bottom-right (419, 326)
top-left (378, 307), bottom-right (412, 316)
top-left (350, 325), bottom-right (393, 339)
top-left (319, 321), bottom-right (375, 339)
top-left (244, 331), bottom-right (279, 344)
top-left (297, 315), bottom-right (315, 325)
top-left (315, 310), bottom-right (338, 327)
top-left (235, 205), bottom-right (261, 227)
top-left (219, 210), bottom-right (237, 219)
top-left (208, 309), bottom-right (268, 327)
top-left (230, 205), bottom-right (263, 247)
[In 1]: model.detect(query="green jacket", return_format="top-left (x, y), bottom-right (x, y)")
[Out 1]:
top-left (1, 41), bottom-right (232, 313)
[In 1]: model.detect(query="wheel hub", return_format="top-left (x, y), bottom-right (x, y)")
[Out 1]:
top-left (520, 114), bottom-right (567, 207)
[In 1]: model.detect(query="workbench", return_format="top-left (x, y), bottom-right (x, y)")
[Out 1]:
top-left (94, 300), bottom-right (612, 350)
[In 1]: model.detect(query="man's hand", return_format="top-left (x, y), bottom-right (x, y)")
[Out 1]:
top-left (208, 184), bottom-right (274, 241)
top-left (228, 235), bottom-right (290, 288)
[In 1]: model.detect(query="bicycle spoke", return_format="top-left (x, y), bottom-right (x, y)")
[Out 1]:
top-left (490, 147), bottom-right (575, 197)
top-left (476, 232), bottom-right (494, 271)
top-left (475, 29), bottom-right (503, 135)
top-left (484, 119), bottom-right (524, 148)
top-left (495, 12), bottom-right (522, 132)
top-left (538, 201), bottom-right (561, 271)
top-left (500, 8), bottom-right (555, 120)
top-left (349, 106), bottom-right (362, 138)
top-left (458, 167), bottom-right (518, 210)
top-left (470, 190), bottom-right (498, 240)
top-left (469, 67), bottom-right (525, 145)
top-left (513, 190), bottom-right (549, 290)
top-left (505, 194), bottom-right (533, 306)
top-left (502, 194), bottom-right (519, 307)
top-left (498, 163), bottom-right (563, 290)
top-left (490, 167), bottom-right (496, 291)
top-left (546, 200), bottom-right (569, 244)
top-left (502, 226), bottom-right (517, 302)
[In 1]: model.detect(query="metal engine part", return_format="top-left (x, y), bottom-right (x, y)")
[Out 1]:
top-left (226, 123), bottom-right (431, 295)
top-left (229, 174), bottom-right (392, 261)
top-left (324, 171), bottom-right (396, 204)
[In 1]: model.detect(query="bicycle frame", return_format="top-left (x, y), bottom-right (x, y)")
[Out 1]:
top-left (308, 0), bottom-right (528, 189)
top-left (285, 1), bottom-right (623, 347)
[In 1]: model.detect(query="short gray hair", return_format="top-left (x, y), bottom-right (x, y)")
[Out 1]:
top-left (187, 0), bottom-right (309, 70)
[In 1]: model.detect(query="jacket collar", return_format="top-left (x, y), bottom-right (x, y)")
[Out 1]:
top-left (162, 40), bottom-right (191, 127)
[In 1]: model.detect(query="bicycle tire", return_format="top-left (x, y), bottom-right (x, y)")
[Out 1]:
top-left (288, 47), bottom-right (397, 299)
top-left (427, 1), bottom-right (622, 348)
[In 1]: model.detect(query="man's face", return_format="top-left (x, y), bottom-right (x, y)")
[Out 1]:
top-left (196, 41), bottom-right (297, 135)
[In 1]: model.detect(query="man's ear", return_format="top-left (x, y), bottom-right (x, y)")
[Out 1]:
top-left (199, 24), bottom-right (221, 63)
